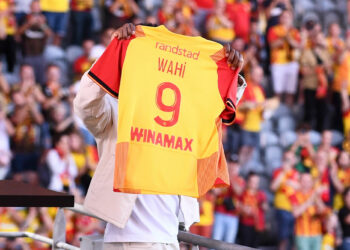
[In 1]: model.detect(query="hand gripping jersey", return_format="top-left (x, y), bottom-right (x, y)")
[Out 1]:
top-left (88, 25), bottom-right (240, 197)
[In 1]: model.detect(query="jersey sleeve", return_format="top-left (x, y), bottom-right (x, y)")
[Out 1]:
top-left (87, 38), bottom-right (131, 98)
top-left (267, 27), bottom-right (279, 43)
top-left (217, 60), bottom-right (241, 125)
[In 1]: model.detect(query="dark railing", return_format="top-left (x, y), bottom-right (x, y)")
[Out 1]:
top-left (0, 202), bottom-right (257, 250)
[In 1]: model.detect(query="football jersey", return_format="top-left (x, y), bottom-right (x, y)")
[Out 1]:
top-left (88, 25), bottom-right (240, 197)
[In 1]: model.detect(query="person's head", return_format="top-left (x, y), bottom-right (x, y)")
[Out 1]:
top-left (338, 151), bottom-right (350, 169)
top-left (46, 64), bottom-right (61, 83)
top-left (227, 154), bottom-right (240, 177)
top-left (69, 131), bottom-right (85, 153)
top-left (20, 64), bottom-right (35, 83)
top-left (53, 134), bottom-right (70, 155)
top-left (30, 0), bottom-right (41, 14)
top-left (344, 187), bottom-right (350, 208)
top-left (250, 65), bottom-right (264, 84)
top-left (300, 172), bottom-right (313, 191)
top-left (82, 39), bottom-right (94, 57)
top-left (282, 151), bottom-right (296, 170)
top-left (247, 172), bottom-right (260, 191)
top-left (231, 37), bottom-right (245, 52)
top-left (297, 123), bottom-right (311, 146)
top-left (279, 10), bottom-right (293, 29)
top-left (321, 130), bottom-right (332, 147)
top-left (250, 18), bottom-right (259, 34)
top-left (51, 102), bottom-right (68, 123)
top-left (215, 0), bottom-right (226, 14)
top-left (328, 22), bottom-right (341, 38)
top-left (315, 150), bottom-right (328, 172)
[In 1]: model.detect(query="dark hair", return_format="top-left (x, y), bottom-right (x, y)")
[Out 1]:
top-left (52, 133), bottom-right (67, 147)
top-left (247, 171), bottom-right (258, 179)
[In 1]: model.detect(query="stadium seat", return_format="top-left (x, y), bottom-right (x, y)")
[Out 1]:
top-left (331, 130), bottom-right (344, 146)
top-left (277, 115), bottom-right (296, 134)
top-left (260, 131), bottom-right (279, 148)
top-left (261, 119), bottom-right (274, 132)
top-left (279, 130), bottom-right (297, 148)
top-left (309, 130), bottom-right (322, 145)
top-left (264, 146), bottom-right (283, 166)
top-left (44, 45), bottom-right (66, 62)
top-left (272, 104), bottom-right (292, 119)
top-left (65, 46), bottom-right (84, 64)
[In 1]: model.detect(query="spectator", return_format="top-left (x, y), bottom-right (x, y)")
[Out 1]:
top-left (49, 101), bottom-right (75, 138)
top-left (104, 0), bottom-right (139, 29)
top-left (46, 134), bottom-right (77, 192)
top-left (43, 64), bottom-right (68, 110)
top-left (73, 39), bottom-right (94, 80)
top-left (239, 172), bottom-right (267, 248)
top-left (238, 65), bottom-right (265, 165)
top-left (271, 151), bottom-right (299, 250)
top-left (70, 130), bottom-right (96, 195)
top-left (226, 0), bottom-right (251, 43)
top-left (292, 172), bottom-right (329, 250)
top-left (190, 192), bottom-right (214, 249)
top-left (0, 0), bottom-right (16, 73)
top-left (339, 187), bottom-right (350, 250)
top-left (327, 22), bottom-right (345, 133)
top-left (206, 0), bottom-right (234, 45)
top-left (312, 150), bottom-right (331, 205)
top-left (14, 64), bottom-right (46, 105)
top-left (17, 0), bottom-right (52, 85)
top-left (0, 95), bottom-right (13, 180)
top-left (40, 0), bottom-right (69, 45)
top-left (70, 0), bottom-right (93, 45)
top-left (330, 151), bottom-right (350, 211)
top-left (212, 154), bottom-right (245, 243)
top-left (300, 29), bottom-right (332, 132)
top-left (321, 213), bottom-right (340, 250)
top-left (193, 0), bottom-right (213, 35)
top-left (9, 89), bottom-right (43, 178)
top-left (267, 10), bottom-right (301, 107)
top-left (290, 125), bottom-right (316, 173)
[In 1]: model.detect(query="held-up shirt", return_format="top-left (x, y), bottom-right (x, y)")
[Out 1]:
top-left (88, 25), bottom-right (246, 197)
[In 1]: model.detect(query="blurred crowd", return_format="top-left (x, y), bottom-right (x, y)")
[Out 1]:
top-left (1, 0), bottom-right (350, 249)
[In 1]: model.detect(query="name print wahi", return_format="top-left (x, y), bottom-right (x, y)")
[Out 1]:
top-left (156, 42), bottom-right (200, 78)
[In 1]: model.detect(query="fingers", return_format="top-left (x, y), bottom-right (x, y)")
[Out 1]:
top-left (126, 23), bottom-right (132, 39)
top-left (225, 43), bottom-right (244, 71)
top-left (237, 53), bottom-right (244, 72)
top-left (224, 43), bottom-right (231, 57)
top-left (110, 30), bottom-right (119, 40)
top-left (121, 26), bottom-right (127, 40)
top-left (232, 50), bottom-right (240, 68)
top-left (227, 47), bottom-right (235, 65)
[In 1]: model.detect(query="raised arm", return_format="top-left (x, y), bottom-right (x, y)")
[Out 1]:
top-left (73, 72), bottom-right (113, 138)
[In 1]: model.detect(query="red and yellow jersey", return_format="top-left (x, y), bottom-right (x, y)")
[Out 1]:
top-left (240, 82), bottom-right (265, 132)
top-left (71, 0), bottom-right (93, 11)
top-left (88, 25), bottom-right (240, 197)
top-left (322, 233), bottom-right (335, 250)
top-left (292, 191), bottom-right (327, 236)
top-left (267, 25), bottom-right (300, 64)
top-left (272, 168), bottom-right (299, 211)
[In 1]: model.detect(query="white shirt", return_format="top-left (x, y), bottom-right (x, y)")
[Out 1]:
top-left (46, 150), bottom-right (78, 192)
top-left (104, 194), bottom-right (179, 243)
